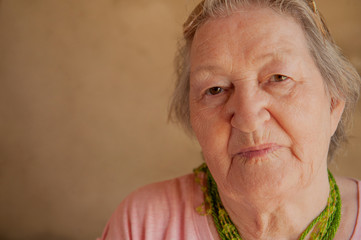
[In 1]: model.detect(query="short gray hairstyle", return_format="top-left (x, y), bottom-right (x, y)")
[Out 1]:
top-left (169, 0), bottom-right (361, 161)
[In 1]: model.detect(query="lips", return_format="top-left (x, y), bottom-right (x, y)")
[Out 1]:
top-left (234, 144), bottom-right (281, 159)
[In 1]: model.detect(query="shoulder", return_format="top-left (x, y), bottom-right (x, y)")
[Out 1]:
top-left (349, 178), bottom-right (361, 239)
top-left (334, 176), bottom-right (360, 239)
top-left (98, 173), bottom-right (200, 240)
top-left (121, 174), bottom-right (196, 215)
top-left (126, 173), bottom-right (195, 204)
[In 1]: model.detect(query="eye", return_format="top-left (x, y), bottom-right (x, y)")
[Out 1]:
top-left (206, 87), bottom-right (224, 95)
top-left (270, 74), bottom-right (289, 82)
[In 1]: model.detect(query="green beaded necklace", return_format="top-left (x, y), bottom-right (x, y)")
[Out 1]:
top-left (194, 163), bottom-right (341, 240)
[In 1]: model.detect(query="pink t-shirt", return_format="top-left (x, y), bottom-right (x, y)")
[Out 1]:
top-left (98, 174), bottom-right (361, 240)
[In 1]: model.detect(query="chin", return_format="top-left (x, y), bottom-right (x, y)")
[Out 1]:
top-left (223, 154), bottom-right (303, 200)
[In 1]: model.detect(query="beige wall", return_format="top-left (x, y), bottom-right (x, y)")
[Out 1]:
top-left (0, 1), bottom-right (360, 239)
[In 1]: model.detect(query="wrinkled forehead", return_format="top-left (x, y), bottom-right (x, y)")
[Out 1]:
top-left (189, 8), bottom-right (311, 71)
top-left (188, 5), bottom-right (310, 57)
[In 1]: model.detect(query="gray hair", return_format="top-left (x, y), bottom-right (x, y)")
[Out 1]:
top-left (169, 0), bottom-right (361, 161)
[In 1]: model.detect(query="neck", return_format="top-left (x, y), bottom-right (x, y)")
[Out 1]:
top-left (217, 169), bottom-right (330, 240)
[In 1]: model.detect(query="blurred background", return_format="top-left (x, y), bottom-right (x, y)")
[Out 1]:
top-left (0, 0), bottom-right (360, 239)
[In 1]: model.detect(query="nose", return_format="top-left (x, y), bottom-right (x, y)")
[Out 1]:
top-left (228, 87), bottom-right (270, 133)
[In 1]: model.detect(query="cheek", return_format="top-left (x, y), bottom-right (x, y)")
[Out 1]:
top-left (190, 104), bottom-right (231, 157)
top-left (276, 89), bottom-right (332, 162)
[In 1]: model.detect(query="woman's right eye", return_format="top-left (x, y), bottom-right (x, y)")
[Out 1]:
top-left (206, 87), bottom-right (224, 95)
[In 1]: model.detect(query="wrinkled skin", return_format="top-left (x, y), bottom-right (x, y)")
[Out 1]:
top-left (189, 7), bottom-right (347, 239)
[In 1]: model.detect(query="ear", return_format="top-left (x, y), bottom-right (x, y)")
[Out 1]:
top-left (330, 97), bottom-right (345, 136)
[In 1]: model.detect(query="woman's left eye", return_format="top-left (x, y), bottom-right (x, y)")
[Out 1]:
top-left (270, 74), bottom-right (289, 82)
top-left (206, 87), bottom-right (224, 95)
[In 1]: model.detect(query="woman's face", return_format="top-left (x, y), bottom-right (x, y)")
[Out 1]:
top-left (189, 8), bottom-right (344, 198)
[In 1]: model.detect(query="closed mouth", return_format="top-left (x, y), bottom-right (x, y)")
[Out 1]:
top-left (235, 144), bottom-right (281, 159)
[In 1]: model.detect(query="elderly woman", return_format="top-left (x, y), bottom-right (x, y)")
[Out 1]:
top-left (98, 0), bottom-right (361, 239)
